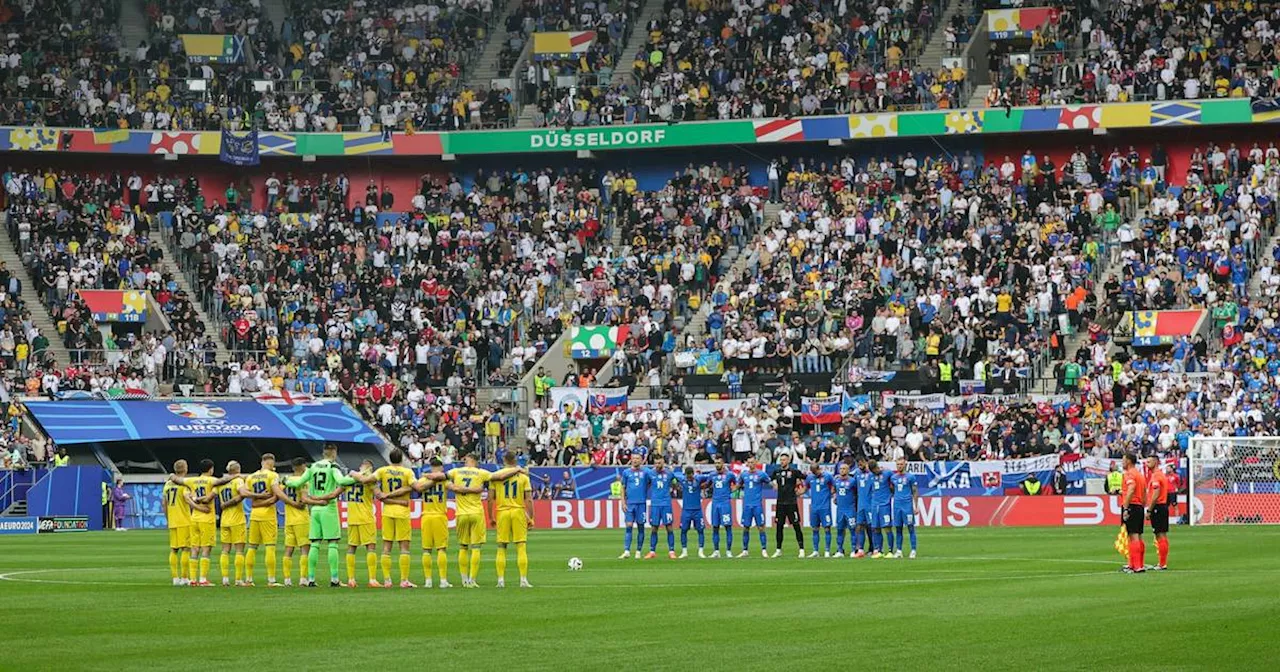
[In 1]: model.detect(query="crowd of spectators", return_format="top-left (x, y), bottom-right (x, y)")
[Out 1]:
top-left (986, 0), bottom-right (1280, 107)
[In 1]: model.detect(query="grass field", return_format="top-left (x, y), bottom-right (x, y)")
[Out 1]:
top-left (0, 526), bottom-right (1277, 671)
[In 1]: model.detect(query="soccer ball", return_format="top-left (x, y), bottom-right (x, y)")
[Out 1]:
top-left (567, 557), bottom-right (583, 571)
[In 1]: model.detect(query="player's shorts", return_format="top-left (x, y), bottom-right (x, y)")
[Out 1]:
top-left (248, 519), bottom-right (278, 545)
top-left (191, 520), bottom-right (216, 547)
top-left (775, 501), bottom-right (800, 525)
top-left (347, 522), bottom-right (376, 546)
top-left (875, 505), bottom-right (892, 528)
top-left (284, 523), bottom-right (309, 548)
top-left (167, 525), bottom-right (190, 549)
top-left (382, 517), bottom-right (411, 543)
top-left (309, 508), bottom-right (341, 541)
top-left (624, 504), bottom-right (647, 525)
top-left (680, 509), bottom-right (705, 531)
top-left (1123, 504), bottom-right (1145, 535)
top-left (648, 505), bottom-right (673, 527)
top-left (710, 503), bottom-right (733, 527)
top-left (497, 509), bottom-right (529, 544)
top-left (835, 510), bottom-right (855, 529)
top-left (421, 514), bottom-right (449, 549)
top-left (455, 513), bottom-right (487, 546)
top-left (892, 508), bottom-right (916, 527)
top-left (1149, 503), bottom-right (1169, 534)
top-left (740, 505), bottom-right (764, 528)
top-left (856, 509), bottom-right (874, 527)
top-left (808, 506), bottom-right (831, 528)
top-left (219, 523), bottom-right (247, 545)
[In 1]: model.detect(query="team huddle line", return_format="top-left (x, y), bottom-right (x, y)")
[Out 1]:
top-left (162, 446), bottom-right (534, 589)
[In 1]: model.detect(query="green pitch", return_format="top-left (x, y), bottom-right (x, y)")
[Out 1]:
top-left (0, 527), bottom-right (1277, 671)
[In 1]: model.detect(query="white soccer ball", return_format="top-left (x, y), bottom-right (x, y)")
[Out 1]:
top-left (567, 557), bottom-right (583, 571)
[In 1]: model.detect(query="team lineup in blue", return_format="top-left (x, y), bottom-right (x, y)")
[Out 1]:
top-left (619, 454), bottom-right (921, 560)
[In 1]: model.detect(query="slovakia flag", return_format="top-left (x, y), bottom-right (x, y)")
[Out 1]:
top-left (801, 396), bottom-right (842, 424)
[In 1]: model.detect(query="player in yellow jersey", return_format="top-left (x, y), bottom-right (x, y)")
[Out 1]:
top-left (402, 457), bottom-right (452, 588)
top-left (243, 454), bottom-right (281, 586)
top-left (180, 459), bottom-right (220, 586)
top-left (162, 459), bottom-right (197, 586)
top-left (490, 452), bottom-right (534, 588)
top-left (340, 459), bottom-right (380, 588)
top-left (275, 458), bottom-right (313, 587)
top-left (214, 461), bottom-right (248, 586)
top-left (445, 453), bottom-right (527, 588)
top-left (371, 449), bottom-right (417, 588)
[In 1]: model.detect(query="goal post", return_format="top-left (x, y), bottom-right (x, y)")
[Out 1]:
top-left (1188, 436), bottom-right (1280, 525)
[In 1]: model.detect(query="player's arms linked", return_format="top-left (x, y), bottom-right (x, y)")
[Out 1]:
top-left (348, 470), bottom-right (377, 485)
top-left (271, 482), bottom-right (302, 508)
top-left (489, 466), bottom-right (528, 481)
top-left (185, 492), bottom-right (210, 514)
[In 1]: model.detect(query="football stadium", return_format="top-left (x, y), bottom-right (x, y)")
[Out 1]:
top-left (1, 0), bottom-right (1279, 668)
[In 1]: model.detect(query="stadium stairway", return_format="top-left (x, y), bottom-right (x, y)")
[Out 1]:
top-left (608, 0), bottom-right (666, 93)
top-left (677, 201), bottom-right (777, 346)
top-left (152, 237), bottom-right (234, 366)
top-left (916, 0), bottom-right (964, 72)
top-left (0, 214), bottom-right (73, 368)
top-left (968, 84), bottom-right (990, 109)
top-left (119, 0), bottom-right (149, 60)
top-left (464, 0), bottom-right (525, 91)
top-left (1247, 228), bottom-right (1280, 298)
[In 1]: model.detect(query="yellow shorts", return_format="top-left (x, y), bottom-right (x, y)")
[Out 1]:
top-left (455, 514), bottom-right (486, 546)
top-left (191, 521), bottom-right (217, 548)
top-left (420, 514), bottom-right (448, 550)
top-left (284, 523), bottom-right (310, 548)
top-left (347, 522), bottom-right (376, 547)
top-left (168, 526), bottom-right (190, 549)
top-left (219, 524), bottom-right (247, 545)
top-left (381, 517), bottom-right (411, 543)
top-left (248, 519), bottom-right (278, 545)
top-left (496, 509), bottom-right (529, 544)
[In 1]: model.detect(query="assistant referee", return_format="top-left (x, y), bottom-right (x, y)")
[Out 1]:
top-left (770, 453), bottom-right (805, 558)
top-left (1120, 453), bottom-right (1148, 574)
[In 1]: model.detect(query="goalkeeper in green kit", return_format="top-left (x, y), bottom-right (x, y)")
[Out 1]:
top-left (284, 444), bottom-right (356, 587)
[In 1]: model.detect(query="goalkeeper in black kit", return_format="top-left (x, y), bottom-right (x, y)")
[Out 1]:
top-left (770, 453), bottom-right (805, 558)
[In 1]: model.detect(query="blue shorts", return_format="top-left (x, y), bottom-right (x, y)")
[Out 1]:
top-left (625, 504), bottom-right (647, 525)
top-left (709, 503), bottom-right (733, 527)
top-left (835, 510), bottom-right (855, 529)
top-left (875, 505), bottom-right (892, 528)
top-left (809, 506), bottom-right (831, 528)
top-left (649, 505), bottom-right (673, 527)
top-left (893, 507), bottom-right (915, 527)
top-left (680, 510), bottom-right (704, 531)
top-left (740, 505), bottom-right (764, 527)
top-left (856, 509), bottom-right (874, 527)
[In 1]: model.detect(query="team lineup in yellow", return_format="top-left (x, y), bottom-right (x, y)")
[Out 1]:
top-left (162, 447), bottom-right (535, 589)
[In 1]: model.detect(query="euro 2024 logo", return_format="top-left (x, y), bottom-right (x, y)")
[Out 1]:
top-left (166, 403), bottom-right (227, 420)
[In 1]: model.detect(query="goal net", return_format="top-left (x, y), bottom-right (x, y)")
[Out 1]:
top-left (1188, 436), bottom-right (1280, 525)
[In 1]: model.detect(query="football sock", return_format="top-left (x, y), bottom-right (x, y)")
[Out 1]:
top-left (517, 545), bottom-right (528, 579)
top-left (245, 549), bottom-right (256, 580)
top-left (757, 530), bottom-right (766, 551)
top-left (824, 529), bottom-right (832, 553)
top-left (726, 529), bottom-right (734, 549)
top-left (264, 546), bottom-right (275, 581)
top-left (399, 554), bottom-right (410, 582)
top-left (366, 552), bottom-right (378, 582)
top-left (896, 527), bottom-right (905, 551)
top-left (436, 550), bottom-right (448, 582)
top-left (282, 555), bottom-right (293, 581)
top-left (811, 529), bottom-right (819, 551)
top-left (792, 522), bottom-right (804, 548)
top-left (179, 553), bottom-right (189, 581)
top-left (307, 547), bottom-right (319, 580)
top-left (169, 551), bottom-right (179, 579)
top-left (458, 549), bottom-right (468, 580)
top-left (624, 527), bottom-right (632, 551)
top-left (854, 528), bottom-right (864, 552)
top-left (697, 529), bottom-right (705, 548)
top-left (469, 548), bottom-right (481, 580)
top-left (327, 547), bottom-right (338, 581)
top-left (836, 528), bottom-right (846, 553)
top-left (636, 524), bottom-right (646, 550)
top-left (649, 530), bottom-right (657, 552)
top-left (1129, 540), bottom-right (1143, 570)
top-left (422, 553), bottom-right (432, 581)
top-left (219, 554), bottom-right (229, 580)
top-left (680, 529), bottom-right (688, 548)
top-left (775, 523), bottom-right (784, 549)
top-left (381, 554), bottom-right (392, 581)
top-left (871, 529), bottom-right (883, 552)
top-left (908, 527), bottom-right (918, 551)
top-left (669, 530), bottom-right (677, 552)
top-left (199, 556), bottom-right (210, 581)
top-left (188, 553), bottom-right (198, 582)
top-left (712, 529), bottom-right (720, 550)
top-left (300, 552), bottom-right (309, 580)
top-left (1157, 537), bottom-right (1169, 566)
top-left (347, 553), bottom-right (357, 582)
top-left (234, 552), bottom-right (244, 581)
top-left (742, 532), bottom-right (750, 551)
top-left (496, 547), bottom-right (507, 579)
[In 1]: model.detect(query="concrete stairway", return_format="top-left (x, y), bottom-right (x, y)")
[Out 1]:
top-left (916, 0), bottom-right (964, 71)
top-left (1247, 230), bottom-right (1280, 298)
top-left (0, 217), bottom-right (72, 367)
top-left (605, 0), bottom-right (665, 91)
top-left (968, 84), bottom-right (990, 109)
top-left (152, 240), bottom-right (234, 365)
top-left (119, 1), bottom-right (150, 59)
top-left (465, 0), bottom-right (524, 89)
top-left (678, 201), bottom-right (778, 343)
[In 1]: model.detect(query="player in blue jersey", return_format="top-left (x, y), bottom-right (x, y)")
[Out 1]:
top-left (832, 463), bottom-right (858, 557)
top-left (853, 459), bottom-right (875, 558)
top-left (619, 455), bottom-right (653, 560)
top-left (707, 456), bottom-right (737, 558)
top-left (675, 467), bottom-right (707, 558)
top-left (736, 457), bottom-right (771, 558)
top-left (801, 463), bottom-right (835, 558)
top-left (869, 461), bottom-right (894, 558)
top-left (890, 457), bottom-right (920, 558)
top-left (645, 456), bottom-right (678, 559)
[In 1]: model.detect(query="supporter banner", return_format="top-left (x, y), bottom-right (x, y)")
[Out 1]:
top-left (842, 393), bottom-right (872, 412)
top-left (24, 400), bottom-right (382, 445)
top-left (0, 517), bottom-right (39, 535)
top-left (627, 399), bottom-right (671, 411)
top-left (220, 128), bottom-right (260, 166)
top-left (801, 396), bottom-right (842, 424)
top-left (568, 325), bottom-right (629, 359)
top-left (531, 31), bottom-right (596, 60)
top-left (695, 352), bottom-right (724, 375)
top-left (548, 387), bottom-right (627, 415)
top-left (0, 101), bottom-right (1260, 158)
top-left (180, 34), bottom-right (246, 64)
top-left (847, 367), bottom-right (897, 384)
top-left (1128, 309), bottom-right (1207, 346)
top-left (882, 392), bottom-right (947, 411)
top-left (691, 398), bottom-right (757, 422)
top-left (587, 387), bottom-right (628, 413)
top-left (76, 289), bottom-right (148, 323)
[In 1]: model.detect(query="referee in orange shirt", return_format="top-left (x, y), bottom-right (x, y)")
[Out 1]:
top-left (1120, 453), bottom-right (1148, 574)
top-left (1145, 456), bottom-right (1171, 571)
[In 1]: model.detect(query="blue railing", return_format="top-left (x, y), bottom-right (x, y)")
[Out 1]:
top-left (0, 466), bottom-right (45, 513)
